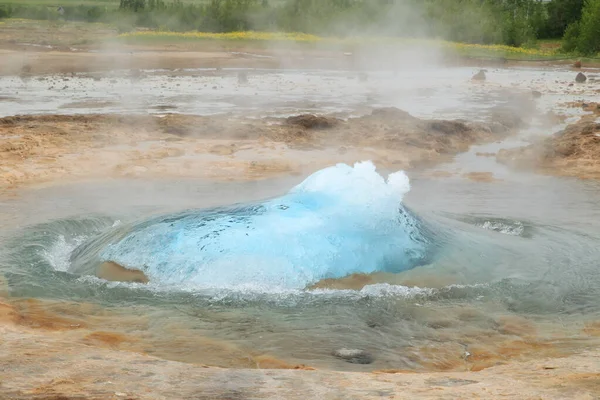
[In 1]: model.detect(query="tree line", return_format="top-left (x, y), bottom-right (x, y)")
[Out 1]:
top-left (1, 0), bottom-right (599, 54)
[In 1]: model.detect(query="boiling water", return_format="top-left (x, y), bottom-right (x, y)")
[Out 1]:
top-left (68, 162), bottom-right (433, 290)
top-left (1, 66), bottom-right (600, 372)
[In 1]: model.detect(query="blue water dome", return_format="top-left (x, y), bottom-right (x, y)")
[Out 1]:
top-left (71, 161), bottom-right (433, 290)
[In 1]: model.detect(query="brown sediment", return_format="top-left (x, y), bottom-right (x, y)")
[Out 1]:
top-left (97, 261), bottom-right (149, 284)
top-left (309, 273), bottom-right (376, 290)
top-left (463, 171), bottom-right (500, 182)
top-left (495, 315), bottom-right (537, 337)
top-left (254, 355), bottom-right (316, 370)
top-left (83, 331), bottom-right (133, 348)
top-left (308, 270), bottom-right (459, 291)
top-left (420, 170), bottom-right (456, 179)
top-left (0, 109), bottom-right (515, 191)
top-left (497, 102), bottom-right (600, 179)
top-left (410, 342), bottom-right (467, 371)
top-left (583, 321), bottom-right (600, 336)
top-left (0, 301), bottom-right (18, 324)
top-left (12, 299), bottom-right (88, 331)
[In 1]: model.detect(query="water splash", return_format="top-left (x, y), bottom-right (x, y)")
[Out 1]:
top-left (70, 161), bottom-right (433, 290)
top-left (480, 220), bottom-right (525, 236)
top-left (41, 234), bottom-right (88, 272)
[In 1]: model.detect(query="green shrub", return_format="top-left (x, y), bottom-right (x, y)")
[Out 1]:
top-left (561, 21), bottom-right (580, 52)
top-left (576, 0), bottom-right (600, 54)
top-left (0, 5), bottom-right (13, 19)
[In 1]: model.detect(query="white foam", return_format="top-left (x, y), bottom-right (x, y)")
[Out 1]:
top-left (480, 220), bottom-right (524, 236)
top-left (41, 234), bottom-right (87, 272)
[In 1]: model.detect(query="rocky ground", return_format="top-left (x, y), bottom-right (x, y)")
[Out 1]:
top-left (0, 108), bottom-right (519, 192)
top-left (0, 312), bottom-right (599, 399)
top-left (498, 102), bottom-right (600, 179)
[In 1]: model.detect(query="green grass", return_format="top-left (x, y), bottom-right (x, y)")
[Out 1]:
top-left (0, 0), bottom-right (117, 5)
top-left (0, 0), bottom-right (223, 4)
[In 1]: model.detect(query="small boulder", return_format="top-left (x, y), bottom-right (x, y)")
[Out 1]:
top-left (573, 60), bottom-right (582, 68)
top-left (531, 90), bottom-right (542, 99)
top-left (286, 114), bottom-right (338, 129)
top-left (576, 72), bottom-right (587, 83)
top-left (472, 70), bottom-right (486, 81)
top-left (333, 348), bottom-right (374, 364)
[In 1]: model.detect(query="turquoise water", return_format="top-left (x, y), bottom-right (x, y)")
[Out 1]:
top-left (69, 162), bottom-right (433, 290)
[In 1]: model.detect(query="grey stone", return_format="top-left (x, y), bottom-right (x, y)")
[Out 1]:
top-left (332, 348), bottom-right (374, 364)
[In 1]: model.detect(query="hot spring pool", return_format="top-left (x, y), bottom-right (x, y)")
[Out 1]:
top-left (1, 160), bottom-right (600, 372)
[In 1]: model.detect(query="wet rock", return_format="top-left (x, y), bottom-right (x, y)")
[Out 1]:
top-left (333, 348), bottom-right (374, 364)
top-left (370, 107), bottom-right (414, 120)
top-left (574, 60), bottom-right (582, 68)
top-left (286, 114), bottom-right (338, 129)
top-left (472, 70), bottom-right (486, 81)
top-left (97, 261), bottom-right (149, 284)
top-left (531, 90), bottom-right (542, 99)
top-left (426, 120), bottom-right (470, 135)
top-left (576, 72), bottom-right (587, 83)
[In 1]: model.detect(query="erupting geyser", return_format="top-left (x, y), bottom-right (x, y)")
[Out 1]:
top-left (69, 161), bottom-right (433, 290)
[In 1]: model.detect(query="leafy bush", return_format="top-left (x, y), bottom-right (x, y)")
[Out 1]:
top-left (540, 0), bottom-right (584, 39)
top-left (576, 0), bottom-right (600, 54)
top-left (561, 21), bottom-right (580, 52)
top-left (560, 0), bottom-right (600, 55)
top-left (0, 5), bottom-right (13, 19)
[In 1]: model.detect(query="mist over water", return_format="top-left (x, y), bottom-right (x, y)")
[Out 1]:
top-left (2, 57), bottom-right (600, 371)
